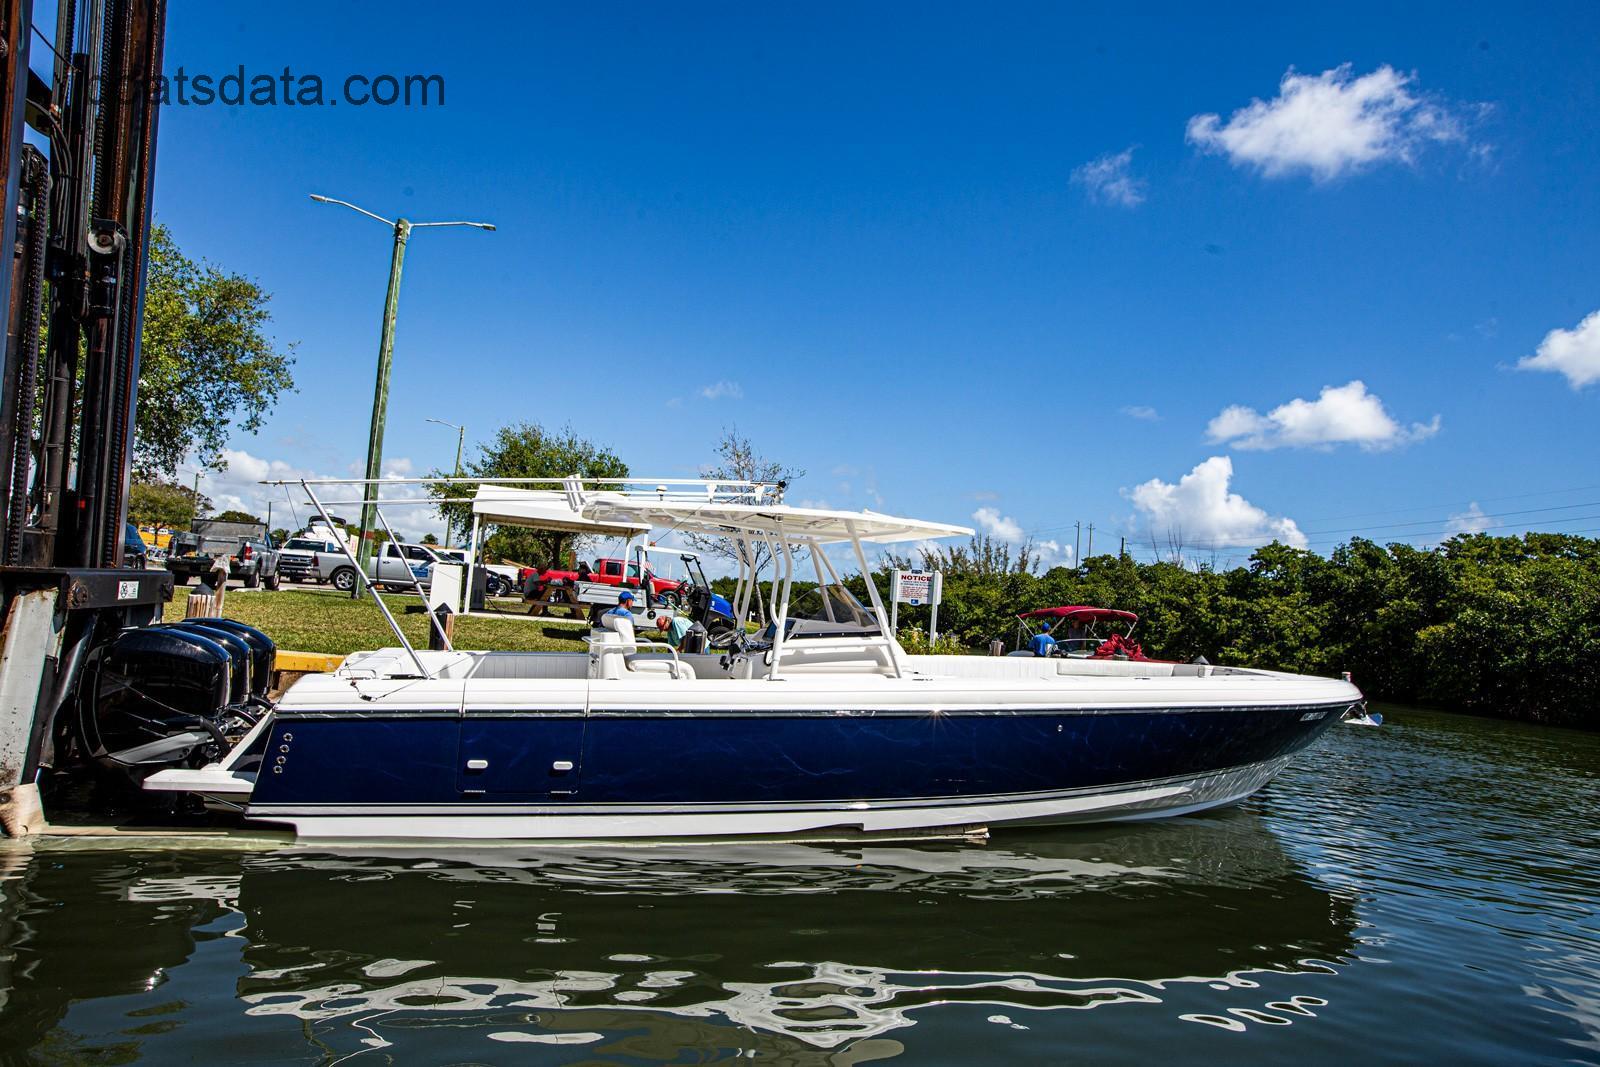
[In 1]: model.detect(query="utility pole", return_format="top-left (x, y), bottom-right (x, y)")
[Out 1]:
top-left (1074, 521), bottom-right (1082, 570)
top-left (355, 216), bottom-right (409, 593)
top-left (310, 195), bottom-right (494, 596)
top-left (191, 471), bottom-right (202, 520)
top-left (1119, 535), bottom-right (1126, 558)
top-left (426, 418), bottom-right (467, 548)
top-left (1086, 523), bottom-right (1095, 560)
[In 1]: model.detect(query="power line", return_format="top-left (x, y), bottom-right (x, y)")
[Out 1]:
top-left (1024, 483), bottom-right (1600, 550)
top-left (1299, 499), bottom-right (1600, 538)
top-left (1294, 481), bottom-right (1600, 525)
top-left (1180, 511), bottom-right (1600, 552)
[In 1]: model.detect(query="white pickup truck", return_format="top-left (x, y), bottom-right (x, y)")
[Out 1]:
top-left (278, 536), bottom-right (517, 595)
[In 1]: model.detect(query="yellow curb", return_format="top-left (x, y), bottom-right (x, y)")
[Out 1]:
top-left (274, 651), bottom-right (346, 673)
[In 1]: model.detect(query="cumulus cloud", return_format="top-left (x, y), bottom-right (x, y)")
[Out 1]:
top-left (1127, 456), bottom-right (1306, 549)
top-left (201, 449), bottom-right (444, 543)
top-left (1071, 147), bottom-right (1146, 207)
top-left (1186, 64), bottom-right (1472, 181)
top-left (1033, 538), bottom-right (1070, 569)
top-left (971, 507), bottom-right (1074, 568)
top-left (1120, 405), bottom-right (1161, 421)
top-left (972, 506), bottom-right (1025, 543)
top-left (699, 380), bottom-right (744, 401)
top-left (1516, 309), bottom-right (1600, 389)
top-left (1445, 502), bottom-right (1495, 536)
top-left (1205, 380), bottom-right (1439, 451)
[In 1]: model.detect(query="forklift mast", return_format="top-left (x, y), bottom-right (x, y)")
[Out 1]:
top-left (0, 0), bottom-right (172, 835)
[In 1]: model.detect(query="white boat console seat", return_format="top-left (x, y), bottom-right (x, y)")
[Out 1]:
top-left (590, 613), bottom-right (696, 680)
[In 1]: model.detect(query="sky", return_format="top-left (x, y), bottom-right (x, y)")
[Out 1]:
top-left (119, 2), bottom-right (1600, 563)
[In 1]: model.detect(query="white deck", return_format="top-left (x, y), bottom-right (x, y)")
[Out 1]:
top-left (281, 645), bottom-right (1360, 715)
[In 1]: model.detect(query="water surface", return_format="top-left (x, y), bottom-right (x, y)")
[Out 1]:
top-left (1, 706), bottom-right (1596, 1064)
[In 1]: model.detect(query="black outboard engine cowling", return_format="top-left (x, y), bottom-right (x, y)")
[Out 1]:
top-left (163, 623), bottom-right (253, 705)
top-left (185, 619), bottom-right (276, 700)
top-left (80, 627), bottom-right (246, 770)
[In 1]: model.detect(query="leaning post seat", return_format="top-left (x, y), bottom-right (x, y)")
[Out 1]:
top-left (588, 613), bottom-right (695, 680)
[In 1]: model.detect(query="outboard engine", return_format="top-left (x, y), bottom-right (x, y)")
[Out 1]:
top-left (77, 621), bottom-right (276, 774)
top-left (188, 619), bottom-right (277, 700)
top-left (166, 623), bottom-right (253, 705)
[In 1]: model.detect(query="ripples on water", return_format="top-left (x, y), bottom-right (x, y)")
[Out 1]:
top-left (0, 706), bottom-right (1595, 1065)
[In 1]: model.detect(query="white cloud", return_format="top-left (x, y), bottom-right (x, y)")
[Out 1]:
top-left (1127, 456), bottom-right (1306, 549)
top-left (200, 449), bottom-right (445, 544)
top-left (971, 508), bottom-right (1074, 568)
top-left (972, 506), bottom-right (1025, 543)
top-left (1071, 147), bottom-right (1146, 207)
top-left (699, 380), bottom-right (744, 401)
top-left (1120, 405), bottom-right (1161, 421)
top-left (1033, 538), bottom-right (1071, 569)
top-left (1445, 502), bottom-right (1494, 536)
top-left (1186, 64), bottom-right (1470, 181)
top-left (1516, 309), bottom-right (1600, 389)
top-left (1205, 380), bottom-right (1439, 451)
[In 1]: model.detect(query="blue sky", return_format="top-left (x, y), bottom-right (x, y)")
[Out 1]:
top-left (139, 3), bottom-right (1599, 561)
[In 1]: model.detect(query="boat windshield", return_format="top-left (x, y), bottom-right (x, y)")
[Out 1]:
top-left (782, 582), bottom-right (882, 638)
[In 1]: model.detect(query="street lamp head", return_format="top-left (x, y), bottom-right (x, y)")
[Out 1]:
top-left (409, 220), bottom-right (497, 231)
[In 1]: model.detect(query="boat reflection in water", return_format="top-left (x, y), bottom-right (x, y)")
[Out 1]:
top-left (0, 815), bottom-right (1357, 1061)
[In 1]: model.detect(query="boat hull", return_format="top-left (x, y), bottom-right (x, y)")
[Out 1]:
top-left (242, 701), bottom-right (1349, 841)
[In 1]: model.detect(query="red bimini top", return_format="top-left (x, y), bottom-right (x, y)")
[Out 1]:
top-left (1017, 606), bottom-right (1139, 624)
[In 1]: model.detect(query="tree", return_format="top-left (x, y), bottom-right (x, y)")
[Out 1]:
top-left (127, 477), bottom-right (208, 529)
top-left (270, 528), bottom-right (289, 544)
top-left (429, 422), bottom-right (628, 569)
top-left (213, 509), bottom-right (262, 524)
top-left (685, 427), bottom-right (805, 624)
top-left (134, 223), bottom-right (296, 479)
top-left (420, 532), bottom-right (439, 545)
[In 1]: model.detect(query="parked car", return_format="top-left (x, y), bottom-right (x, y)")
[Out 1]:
top-left (433, 548), bottom-right (519, 597)
top-left (274, 533), bottom-right (349, 585)
top-left (166, 520), bottom-right (281, 589)
top-left (520, 556), bottom-right (685, 603)
top-left (122, 523), bottom-right (147, 569)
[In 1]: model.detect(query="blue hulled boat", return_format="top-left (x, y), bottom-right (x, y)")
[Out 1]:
top-left (128, 477), bottom-right (1363, 841)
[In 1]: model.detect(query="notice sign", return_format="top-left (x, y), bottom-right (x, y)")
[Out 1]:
top-left (891, 569), bottom-right (942, 607)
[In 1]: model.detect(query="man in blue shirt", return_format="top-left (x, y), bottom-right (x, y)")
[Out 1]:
top-left (607, 590), bottom-right (636, 621)
top-left (1028, 625), bottom-right (1058, 657)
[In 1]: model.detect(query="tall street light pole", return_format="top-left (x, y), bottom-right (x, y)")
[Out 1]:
top-left (425, 417), bottom-right (465, 548)
top-left (310, 195), bottom-right (494, 596)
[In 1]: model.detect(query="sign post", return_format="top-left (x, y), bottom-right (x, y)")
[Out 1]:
top-left (889, 569), bottom-right (944, 645)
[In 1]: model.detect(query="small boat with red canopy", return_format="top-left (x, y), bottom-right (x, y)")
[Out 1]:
top-left (1016, 606), bottom-right (1148, 660)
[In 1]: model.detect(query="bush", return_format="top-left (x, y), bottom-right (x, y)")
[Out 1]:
top-left (878, 533), bottom-right (1600, 728)
top-left (896, 626), bottom-right (967, 656)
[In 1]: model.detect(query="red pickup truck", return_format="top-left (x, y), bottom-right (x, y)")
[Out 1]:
top-left (519, 557), bottom-right (684, 600)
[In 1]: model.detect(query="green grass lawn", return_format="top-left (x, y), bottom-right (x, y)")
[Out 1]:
top-left (163, 589), bottom-right (589, 656)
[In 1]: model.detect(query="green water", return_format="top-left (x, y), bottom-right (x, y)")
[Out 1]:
top-left (1, 706), bottom-right (1596, 1064)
